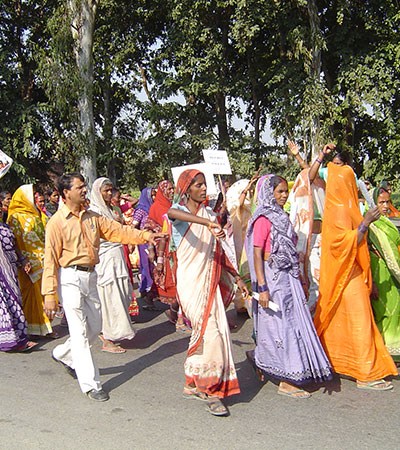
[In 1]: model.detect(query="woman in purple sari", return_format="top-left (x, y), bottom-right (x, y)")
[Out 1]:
top-left (132, 187), bottom-right (157, 310)
top-left (245, 175), bottom-right (332, 398)
top-left (0, 222), bottom-right (36, 352)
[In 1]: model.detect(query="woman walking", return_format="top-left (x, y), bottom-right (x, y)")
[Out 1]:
top-left (314, 161), bottom-right (398, 389)
top-left (245, 175), bottom-right (332, 398)
top-left (7, 185), bottom-right (53, 337)
top-left (168, 169), bottom-right (248, 416)
top-left (145, 180), bottom-right (189, 331)
top-left (132, 187), bottom-right (157, 310)
top-left (91, 178), bottom-right (135, 353)
top-left (0, 221), bottom-right (37, 352)
top-left (367, 186), bottom-right (400, 361)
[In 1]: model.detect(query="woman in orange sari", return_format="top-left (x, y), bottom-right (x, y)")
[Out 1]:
top-left (314, 161), bottom-right (398, 390)
top-left (168, 169), bottom-right (248, 416)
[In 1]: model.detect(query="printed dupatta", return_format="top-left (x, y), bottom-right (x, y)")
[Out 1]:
top-left (289, 168), bottom-right (325, 296)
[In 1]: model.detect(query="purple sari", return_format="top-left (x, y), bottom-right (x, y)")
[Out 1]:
top-left (133, 188), bottom-right (154, 293)
top-left (0, 223), bottom-right (28, 351)
top-left (245, 176), bottom-right (332, 385)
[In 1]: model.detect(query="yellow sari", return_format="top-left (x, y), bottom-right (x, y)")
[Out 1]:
top-left (7, 185), bottom-right (53, 335)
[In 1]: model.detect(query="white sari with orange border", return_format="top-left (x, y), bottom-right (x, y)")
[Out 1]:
top-left (173, 204), bottom-right (239, 398)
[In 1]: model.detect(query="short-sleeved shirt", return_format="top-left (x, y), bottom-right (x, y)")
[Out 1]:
top-left (253, 216), bottom-right (272, 253)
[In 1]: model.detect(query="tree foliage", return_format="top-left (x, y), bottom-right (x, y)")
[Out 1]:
top-left (0, 0), bottom-right (399, 192)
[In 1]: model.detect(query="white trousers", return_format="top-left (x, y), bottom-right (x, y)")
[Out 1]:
top-left (53, 267), bottom-right (102, 393)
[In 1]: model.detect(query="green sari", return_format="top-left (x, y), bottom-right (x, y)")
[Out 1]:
top-left (368, 215), bottom-right (400, 361)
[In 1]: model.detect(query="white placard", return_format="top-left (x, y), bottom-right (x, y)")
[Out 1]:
top-left (0, 150), bottom-right (13, 179)
top-left (202, 149), bottom-right (232, 175)
top-left (171, 163), bottom-right (217, 196)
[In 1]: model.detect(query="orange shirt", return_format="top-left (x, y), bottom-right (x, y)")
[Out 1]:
top-left (42, 204), bottom-right (151, 300)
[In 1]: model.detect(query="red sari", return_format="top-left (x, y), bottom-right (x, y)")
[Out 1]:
top-left (145, 181), bottom-right (176, 304)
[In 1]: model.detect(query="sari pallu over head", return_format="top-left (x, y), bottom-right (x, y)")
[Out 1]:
top-left (314, 163), bottom-right (372, 334)
top-left (369, 187), bottom-right (400, 284)
top-left (90, 177), bottom-right (122, 253)
top-left (145, 180), bottom-right (174, 294)
top-left (146, 180), bottom-right (173, 232)
top-left (245, 175), bottom-right (300, 289)
top-left (173, 170), bottom-right (235, 356)
top-left (7, 185), bottom-right (45, 283)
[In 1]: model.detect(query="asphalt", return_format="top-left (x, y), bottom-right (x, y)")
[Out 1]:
top-left (1, 298), bottom-right (400, 450)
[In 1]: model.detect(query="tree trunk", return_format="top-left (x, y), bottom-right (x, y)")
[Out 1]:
top-left (69, 0), bottom-right (97, 190)
top-left (215, 92), bottom-right (230, 150)
top-left (307, 0), bottom-right (322, 159)
top-left (102, 70), bottom-right (116, 185)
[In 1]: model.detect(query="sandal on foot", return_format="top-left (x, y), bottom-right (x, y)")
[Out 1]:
top-left (277, 389), bottom-right (311, 399)
top-left (182, 387), bottom-right (208, 402)
top-left (176, 323), bottom-right (192, 334)
top-left (13, 341), bottom-right (38, 353)
top-left (101, 345), bottom-right (126, 354)
top-left (246, 350), bottom-right (265, 383)
top-left (205, 397), bottom-right (229, 416)
top-left (357, 380), bottom-right (393, 391)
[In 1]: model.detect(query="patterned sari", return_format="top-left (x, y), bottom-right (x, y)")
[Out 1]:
top-left (0, 223), bottom-right (28, 350)
top-left (368, 209), bottom-right (400, 360)
top-left (7, 185), bottom-right (52, 336)
top-left (289, 169), bottom-right (325, 309)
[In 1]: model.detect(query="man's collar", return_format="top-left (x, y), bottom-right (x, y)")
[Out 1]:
top-left (61, 203), bottom-right (87, 219)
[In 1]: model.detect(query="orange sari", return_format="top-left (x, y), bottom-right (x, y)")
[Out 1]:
top-left (314, 163), bottom-right (397, 381)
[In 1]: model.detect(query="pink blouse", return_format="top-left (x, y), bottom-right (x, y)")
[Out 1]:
top-left (253, 216), bottom-right (272, 253)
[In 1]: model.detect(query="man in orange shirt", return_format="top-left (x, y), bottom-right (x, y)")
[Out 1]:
top-left (42, 173), bottom-right (165, 401)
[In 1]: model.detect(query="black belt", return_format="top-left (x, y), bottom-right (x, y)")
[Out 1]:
top-left (69, 265), bottom-right (94, 272)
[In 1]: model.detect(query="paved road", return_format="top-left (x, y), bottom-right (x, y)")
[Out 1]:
top-left (1, 299), bottom-right (399, 450)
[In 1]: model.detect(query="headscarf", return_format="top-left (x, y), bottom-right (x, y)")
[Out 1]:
top-left (246, 175), bottom-right (300, 280)
top-left (90, 177), bottom-right (121, 254)
top-left (90, 177), bottom-right (115, 220)
top-left (136, 187), bottom-right (154, 213)
top-left (7, 185), bottom-right (38, 219)
top-left (147, 180), bottom-right (173, 229)
top-left (7, 184), bottom-right (45, 283)
top-left (315, 163), bottom-right (372, 334)
top-left (226, 179), bottom-right (250, 216)
top-left (175, 169), bottom-right (202, 204)
top-left (373, 186), bottom-right (388, 206)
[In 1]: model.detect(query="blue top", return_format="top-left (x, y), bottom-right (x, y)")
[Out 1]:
top-left (169, 203), bottom-right (191, 248)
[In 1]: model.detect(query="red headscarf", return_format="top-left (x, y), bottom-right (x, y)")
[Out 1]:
top-left (147, 180), bottom-right (174, 229)
top-left (176, 169), bottom-right (202, 201)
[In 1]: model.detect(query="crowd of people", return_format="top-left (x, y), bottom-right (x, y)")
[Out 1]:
top-left (1, 145), bottom-right (400, 416)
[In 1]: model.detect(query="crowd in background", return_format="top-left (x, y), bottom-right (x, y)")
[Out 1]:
top-left (1, 144), bottom-right (400, 415)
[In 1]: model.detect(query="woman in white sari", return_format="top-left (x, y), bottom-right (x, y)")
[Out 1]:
top-left (168, 169), bottom-right (248, 417)
top-left (91, 178), bottom-right (135, 353)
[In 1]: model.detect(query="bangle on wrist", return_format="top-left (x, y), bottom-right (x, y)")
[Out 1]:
top-left (157, 256), bottom-right (164, 264)
top-left (148, 244), bottom-right (154, 249)
top-left (258, 284), bottom-right (269, 293)
top-left (316, 158), bottom-right (323, 164)
top-left (358, 221), bottom-right (368, 234)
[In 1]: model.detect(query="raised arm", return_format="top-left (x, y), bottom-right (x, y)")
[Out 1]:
top-left (308, 142), bottom-right (336, 183)
top-left (239, 167), bottom-right (261, 208)
top-left (288, 140), bottom-right (309, 170)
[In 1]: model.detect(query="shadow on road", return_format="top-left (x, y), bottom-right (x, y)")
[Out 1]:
top-left (101, 336), bottom-right (189, 392)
